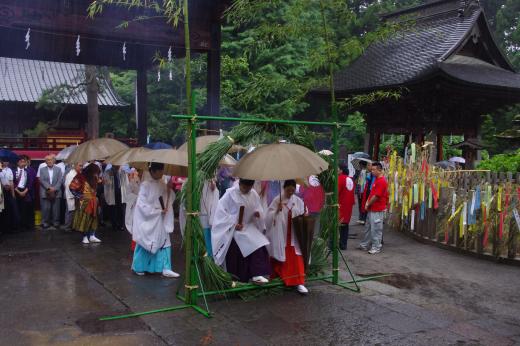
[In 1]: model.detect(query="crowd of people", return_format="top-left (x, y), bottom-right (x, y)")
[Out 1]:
top-left (0, 152), bottom-right (388, 294)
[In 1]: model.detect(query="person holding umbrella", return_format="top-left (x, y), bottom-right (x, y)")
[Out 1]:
top-left (265, 179), bottom-right (308, 294)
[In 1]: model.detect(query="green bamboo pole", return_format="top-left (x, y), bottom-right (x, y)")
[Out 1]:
top-left (332, 125), bottom-right (339, 284)
top-left (170, 114), bottom-right (346, 127)
top-left (184, 117), bottom-right (195, 305)
top-left (183, 0), bottom-right (192, 117)
top-left (99, 305), bottom-right (191, 321)
top-left (182, 0), bottom-right (197, 306)
top-left (197, 275), bottom-right (334, 297)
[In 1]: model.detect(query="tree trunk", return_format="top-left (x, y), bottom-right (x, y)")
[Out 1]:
top-left (85, 65), bottom-right (99, 139)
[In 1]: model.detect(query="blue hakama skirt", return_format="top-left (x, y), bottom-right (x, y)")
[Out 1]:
top-left (132, 245), bottom-right (172, 273)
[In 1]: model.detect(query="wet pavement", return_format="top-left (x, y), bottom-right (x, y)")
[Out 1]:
top-left (1, 219), bottom-right (520, 345)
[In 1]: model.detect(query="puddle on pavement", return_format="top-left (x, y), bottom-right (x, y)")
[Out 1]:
top-left (357, 272), bottom-right (433, 290)
top-left (76, 312), bottom-right (148, 334)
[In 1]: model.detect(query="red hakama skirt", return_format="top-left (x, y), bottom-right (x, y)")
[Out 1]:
top-left (271, 208), bottom-right (305, 286)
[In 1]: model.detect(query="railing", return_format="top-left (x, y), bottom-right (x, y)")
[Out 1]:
top-left (0, 136), bottom-right (138, 150)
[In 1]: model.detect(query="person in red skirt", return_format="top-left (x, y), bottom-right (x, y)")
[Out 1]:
top-left (265, 180), bottom-right (308, 295)
top-left (338, 163), bottom-right (356, 250)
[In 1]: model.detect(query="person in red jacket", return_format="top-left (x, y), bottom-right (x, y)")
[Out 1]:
top-left (358, 161), bottom-right (388, 254)
top-left (338, 163), bottom-right (355, 250)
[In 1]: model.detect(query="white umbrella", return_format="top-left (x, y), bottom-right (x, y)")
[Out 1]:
top-left (449, 157), bottom-right (466, 164)
top-left (56, 145), bottom-right (78, 161)
top-left (318, 149), bottom-right (333, 156)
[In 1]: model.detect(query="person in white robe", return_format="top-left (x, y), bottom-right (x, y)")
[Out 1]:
top-left (131, 163), bottom-right (179, 278)
top-left (179, 178), bottom-right (220, 257)
top-left (211, 179), bottom-right (271, 284)
top-left (103, 164), bottom-right (128, 231)
top-left (265, 179), bottom-right (308, 294)
top-left (124, 168), bottom-right (141, 235)
top-left (63, 162), bottom-right (83, 231)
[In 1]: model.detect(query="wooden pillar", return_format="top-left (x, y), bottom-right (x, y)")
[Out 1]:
top-left (403, 133), bottom-right (411, 154)
top-left (206, 21), bottom-right (221, 131)
top-left (373, 132), bottom-right (381, 161)
top-left (136, 67), bottom-right (148, 145)
top-left (366, 130), bottom-right (375, 158)
top-left (436, 133), bottom-right (443, 161)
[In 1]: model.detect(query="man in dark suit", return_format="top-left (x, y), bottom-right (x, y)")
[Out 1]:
top-left (13, 156), bottom-right (35, 231)
top-left (39, 155), bottom-right (63, 230)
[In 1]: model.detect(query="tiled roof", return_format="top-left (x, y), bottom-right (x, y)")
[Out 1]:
top-left (320, 0), bottom-right (520, 94)
top-left (0, 57), bottom-right (127, 107)
top-left (440, 55), bottom-right (520, 90)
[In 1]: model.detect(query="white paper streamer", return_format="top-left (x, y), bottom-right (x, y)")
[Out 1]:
top-left (470, 191), bottom-right (476, 216)
top-left (451, 193), bottom-right (457, 216)
top-left (76, 35), bottom-right (81, 56)
top-left (394, 172), bottom-right (399, 202)
top-left (462, 202), bottom-right (467, 226)
top-left (514, 209), bottom-right (520, 231)
top-left (25, 28), bottom-right (31, 50)
top-left (122, 42), bottom-right (127, 61)
top-left (157, 69), bottom-right (161, 82)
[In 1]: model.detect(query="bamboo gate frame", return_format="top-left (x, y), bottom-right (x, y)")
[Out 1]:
top-left (99, 114), bottom-right (393, 321)
top-left (175, 114), bottom-right (363, 318)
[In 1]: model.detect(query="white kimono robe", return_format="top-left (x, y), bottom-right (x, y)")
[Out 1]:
top-left (103, 168), bottom-right (129, 206)
top-left (132, 177), bottom-right (174, 254)
top-left (179, 180), bottom-right (220, 236)
top-left (265, 194), bottom-right (305, 262)
top-left (211, 186), bottom-right (269, 266)
top-left (200, 181), bottom-right (220, 229)
top-left (64, 169), bottom-right (78, 211)
top-left (125, 173), bottom-right (141, 234)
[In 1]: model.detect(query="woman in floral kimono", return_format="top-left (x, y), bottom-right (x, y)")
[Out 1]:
top-left (70, 163), bottom-right (102, 244)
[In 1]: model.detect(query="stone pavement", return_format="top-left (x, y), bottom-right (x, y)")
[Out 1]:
top-left (1, 220), bottom-right (519, 345)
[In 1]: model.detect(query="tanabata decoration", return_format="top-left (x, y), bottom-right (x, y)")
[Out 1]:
top-left (384, 145), bottom-right (519, 259)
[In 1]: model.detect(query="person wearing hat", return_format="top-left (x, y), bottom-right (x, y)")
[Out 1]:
top-left (212, 178), bottom-right (271, 284)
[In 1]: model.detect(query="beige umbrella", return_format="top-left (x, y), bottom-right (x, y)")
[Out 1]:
top-left (130, 149), bottom-right (189, 176)
top-left (233, 143), bottom-right (329, 180)
top-left (106, 147), bottom-right (151, 166)
top-left (65, 138), bottom-right (129, 163)
top-left (178, 135), bottom-right (246, 154)
top-left (219, 154), bottom-right (237, 167)
top-left (177, 135), bottom-right (219, 153)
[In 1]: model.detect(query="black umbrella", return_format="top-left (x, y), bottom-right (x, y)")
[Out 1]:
top-left (434, 161), bottom-right (456, 170)
top-left (0, 149), bottom-right (19, 163)
top-left (292, 215), bottom-right (316, 272)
